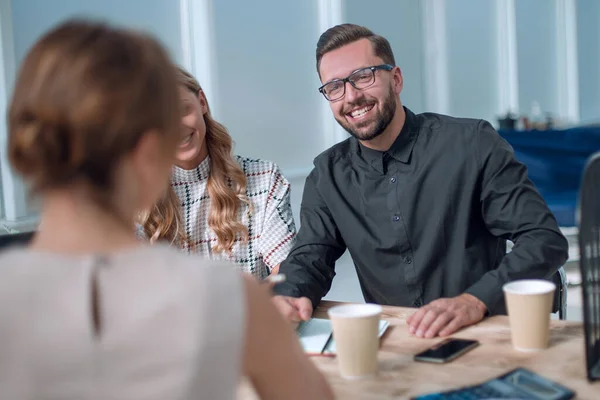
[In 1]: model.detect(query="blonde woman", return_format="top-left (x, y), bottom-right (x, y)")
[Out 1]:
top-left (140, 67), bottom-right (296, 279)
top-left (0, 19), bottom-right (332, 399)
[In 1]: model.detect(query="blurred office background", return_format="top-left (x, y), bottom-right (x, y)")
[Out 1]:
top-left (0, 0), bottom-right (595, 317)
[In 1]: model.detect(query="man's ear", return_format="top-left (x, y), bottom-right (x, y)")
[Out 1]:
top-left (393, 66), bottom-right (403, 95)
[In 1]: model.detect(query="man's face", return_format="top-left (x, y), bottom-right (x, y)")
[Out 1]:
top-left (319, 39), bottom-right (403, 141)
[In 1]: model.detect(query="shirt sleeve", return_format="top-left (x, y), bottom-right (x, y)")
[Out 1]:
top-left (274, 166), bottom-right (347, 308)
top-left (464, 120), bottom-right (569, 314)
top-left (257, 164), bottom-right (297, 272)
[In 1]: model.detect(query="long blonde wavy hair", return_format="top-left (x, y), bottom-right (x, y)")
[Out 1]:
top-left (139, 66), bottom-right (250, 253)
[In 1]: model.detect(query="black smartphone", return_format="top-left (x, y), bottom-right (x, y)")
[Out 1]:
top-left (413, 338), bottom-right (479, 363)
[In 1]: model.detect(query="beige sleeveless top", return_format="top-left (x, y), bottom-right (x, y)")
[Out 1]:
top-left (0, 245), bottom-right (245, 399)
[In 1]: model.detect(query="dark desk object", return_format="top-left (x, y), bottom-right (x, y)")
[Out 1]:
top-left (498, 126), bottom-right (600, 227)
top-left (498, 113), bottom-right (517, 130)
top-left (412, 367), bottom-right (575, 400)
top-left (0, 231), bottom-right (35, 250)
top-left (551, 267), bottom-right (567, 320)
top-left (578, 152), bottom-right (600, 382)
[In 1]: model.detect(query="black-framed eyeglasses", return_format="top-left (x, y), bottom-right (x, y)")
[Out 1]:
top-left (318, 64), bottom-right (394, 101)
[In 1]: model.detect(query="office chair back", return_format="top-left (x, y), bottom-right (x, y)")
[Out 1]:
top-left (578, 152), bottom-right (600, 381)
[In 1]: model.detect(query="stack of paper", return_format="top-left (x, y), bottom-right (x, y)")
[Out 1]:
top-left (296, 318), bottom-right (389, 355)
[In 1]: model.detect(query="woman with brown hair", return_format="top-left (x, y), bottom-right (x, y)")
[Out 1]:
top-left (0, 19), bottom-right (332, 399)
top-left (139, 67), bottom-right (296, 279)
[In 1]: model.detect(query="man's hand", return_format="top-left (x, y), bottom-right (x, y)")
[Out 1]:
top-left (264, 273), bottom-right (286, 291)
top-left (406, 294), bottom-right (487, 338)
top-left (271, 295), bottom-right (313, 323)
top-left (269, 264), bottom-right (281, 275)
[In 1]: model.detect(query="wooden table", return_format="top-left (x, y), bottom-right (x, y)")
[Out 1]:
top-left (239, 301), bottom-right (598, 399)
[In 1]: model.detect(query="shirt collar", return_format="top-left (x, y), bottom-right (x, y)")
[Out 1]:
top-left (353, 107), bottom-right (420, 173)
top-left (172, 155), bottom-right (211, 182)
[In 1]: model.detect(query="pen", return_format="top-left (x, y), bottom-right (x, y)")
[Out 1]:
top-left (307, 353), bottom-right (336, 358)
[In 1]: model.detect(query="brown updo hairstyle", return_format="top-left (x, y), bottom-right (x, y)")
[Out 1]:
top-left (8, 19), bottom-right (180, 212)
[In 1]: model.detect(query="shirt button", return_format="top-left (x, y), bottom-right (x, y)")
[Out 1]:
top-left (404, 256), bottom-right (412, 264)
top-left (393, 215), bottom-right (400, 221)
top-left (413, 299), bottom-right (422, 307)
top-left (390, 177), bottom-right (397, 183)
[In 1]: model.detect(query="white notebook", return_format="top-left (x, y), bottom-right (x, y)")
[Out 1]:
top-left (296, 318), bottom-right (389, 355)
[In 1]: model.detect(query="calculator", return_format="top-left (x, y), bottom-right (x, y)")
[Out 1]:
top-left (412, 367), bottom-right (575, 400)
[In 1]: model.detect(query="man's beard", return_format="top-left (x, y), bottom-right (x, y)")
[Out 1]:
top-left (336, 88), bottom-right (396, 141)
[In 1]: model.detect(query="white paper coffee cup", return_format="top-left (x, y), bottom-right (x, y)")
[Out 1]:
top-left (327, 304), bottom-right (382, 380)
top-left (503, 279), bottom-right (556, 352)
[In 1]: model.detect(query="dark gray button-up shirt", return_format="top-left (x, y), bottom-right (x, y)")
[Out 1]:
top-left (275, 107), bottom-right (568, 315)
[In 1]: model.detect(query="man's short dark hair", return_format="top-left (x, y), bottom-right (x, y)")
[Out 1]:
top-left (316, 24), bottom-right (396, 77)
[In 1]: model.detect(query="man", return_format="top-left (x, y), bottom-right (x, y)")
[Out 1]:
top-left (273, 24), bottom-right (568, 338)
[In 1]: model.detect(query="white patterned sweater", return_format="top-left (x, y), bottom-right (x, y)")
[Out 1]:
top-left (171, 156), bottom-right (297, 279)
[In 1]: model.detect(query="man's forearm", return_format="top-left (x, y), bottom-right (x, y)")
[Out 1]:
top-left (465, 229), bottom-right (568, 314)
top-left (274, 246), bottom-right (339, 308)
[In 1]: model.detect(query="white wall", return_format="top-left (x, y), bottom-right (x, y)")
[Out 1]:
top-left (211, 0), bottom-right (324, 174)
top-left (207, 0), bottom-right (327, 226)
top-left (445, 0), bottom-right (500, 122)
top-left (576, 0), bottom-right (600, 124)
top-left (515, 0), bottom-right (560, 117)
top-left (0, 0), bottom-right (28, 225)
top-left (343, 0), bottom-right (426, 114)
top-left (11, 0), bottom-right (182, 65)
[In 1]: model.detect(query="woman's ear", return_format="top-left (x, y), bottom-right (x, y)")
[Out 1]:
top-left (197, 90), bottom-right (209, 115)
top-left (131, 130), bottom-right (172, 208)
